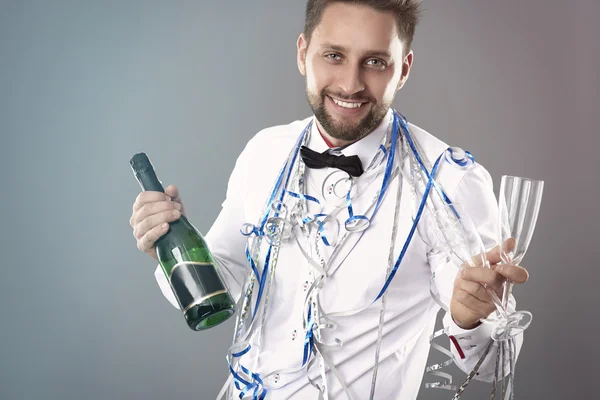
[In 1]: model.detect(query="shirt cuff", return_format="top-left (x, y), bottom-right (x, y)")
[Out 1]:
top-left (443, 313), bottom-right (494, 359)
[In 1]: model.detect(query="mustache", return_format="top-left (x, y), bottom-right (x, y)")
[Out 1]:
top-left (322, 90), bottom-right (375, 104)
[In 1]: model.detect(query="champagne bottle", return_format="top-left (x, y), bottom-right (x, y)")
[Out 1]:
top-left (130, 152), bottom-right (236, 331)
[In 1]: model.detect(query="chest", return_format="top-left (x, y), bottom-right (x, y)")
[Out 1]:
top-left (243, 162), bottom-right (434, 316)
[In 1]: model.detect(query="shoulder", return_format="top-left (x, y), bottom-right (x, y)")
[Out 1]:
top-left (404, 119), bottom-right (494, 199)
top-left (231, 115), bottom-right (312, 184)
top-left (230, 116), bottom-right (313, 174)
top-left (404, 118), bottom-right (498, 249)
top-left (405, 121), bottom-right (450, 161)
top-left (228, 116), bottom-right (313, 221)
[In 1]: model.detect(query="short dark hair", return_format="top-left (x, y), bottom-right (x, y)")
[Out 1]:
top-left (303, 0), bottom-right (423, 56)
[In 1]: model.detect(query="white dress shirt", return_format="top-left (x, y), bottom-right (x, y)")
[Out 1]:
top-left (154, 109), bottom-right (523, 399)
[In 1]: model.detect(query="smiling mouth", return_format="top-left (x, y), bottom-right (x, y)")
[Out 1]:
top-left (328, 96), bottom-right (368, 109)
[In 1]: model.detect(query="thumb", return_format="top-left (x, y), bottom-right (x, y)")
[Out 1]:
top-left (165, 184), bottom-right (186, 216)
top-left (164, 184), bottom-right (180, 200)
top-left (502, 237), bottom-right (517, 254)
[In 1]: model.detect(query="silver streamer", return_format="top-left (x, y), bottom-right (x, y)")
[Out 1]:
top-left (218, 112), bottom-right (521, 400)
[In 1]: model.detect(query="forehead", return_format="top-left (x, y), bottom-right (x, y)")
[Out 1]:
top-left (311, 3), bottom-right (403, 55)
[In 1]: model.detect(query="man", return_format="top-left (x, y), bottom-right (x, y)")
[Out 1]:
top-left (129, 1), bottom-right (529, 399)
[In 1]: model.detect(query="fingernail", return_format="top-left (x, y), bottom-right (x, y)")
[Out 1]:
top-left (162, 223), bottom-right (169, 229)
top-left (174, 202), bottom-right (182, 210)
top-left (172, 210), bottom-right (180, 217)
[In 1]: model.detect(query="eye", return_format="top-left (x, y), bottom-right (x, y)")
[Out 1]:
top-left (324, 53), bottom-right (343, 62)
top-left (366, 58), bottom-right (387, 70)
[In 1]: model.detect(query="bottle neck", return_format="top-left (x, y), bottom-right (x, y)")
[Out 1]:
top-left (135, 168), bottom-right (165, 193)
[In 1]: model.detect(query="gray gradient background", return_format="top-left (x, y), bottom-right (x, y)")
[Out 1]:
top-left (1, 1), bottom-right (598, 399)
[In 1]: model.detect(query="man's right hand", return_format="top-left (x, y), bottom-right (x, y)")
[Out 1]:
top-left (129, 184), bottom-right (186, 261)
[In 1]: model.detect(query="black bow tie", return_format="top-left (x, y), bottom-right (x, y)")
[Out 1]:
top-left (300, 146), bottom-right (364, 177)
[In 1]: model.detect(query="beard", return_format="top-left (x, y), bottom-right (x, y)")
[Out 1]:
top-left (306, 85), bottom-right (392, 143)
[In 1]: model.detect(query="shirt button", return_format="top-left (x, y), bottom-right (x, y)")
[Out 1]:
top-left (273, 374), bottom-right (280, 384)
top-left (303, 281), bottom-right (309, 291)
top-left (292, 330), bottom-right (297, 340)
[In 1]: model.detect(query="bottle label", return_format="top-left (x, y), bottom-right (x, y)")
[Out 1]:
top-left (168, 262), bottom-right (227, 313)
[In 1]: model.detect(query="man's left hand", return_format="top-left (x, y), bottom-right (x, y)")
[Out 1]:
top-left (450, 241), bottom-right (530, 330)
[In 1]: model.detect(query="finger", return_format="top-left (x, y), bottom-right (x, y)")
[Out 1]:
top-left (457, 279), bottom-right (493, 304)
top-left (133, 209), bottom-right (181, 240)
top-left (453, 289), bottom-right (496, 320)
top-left (137, 222), bottom-right (170, 253)
top-left (164, 185), bottom-right (181, 202)
top-left (470, 243), bottom-right (505, 268)
top-left (494, 263), bottom-right (529, 284)
top-left (460, 266), bottom-right (505, 290)
top-left (471, 238), bottom-right (518, 268)
top-left (132, 200), bottom-right (181, 226)
top-left (133, 191), bottom-right (171, 212)
top-left (451, 304), bottom-right (481, 330)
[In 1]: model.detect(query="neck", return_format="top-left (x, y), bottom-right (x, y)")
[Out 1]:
top-left (315, 120), bottom-right (361, 148)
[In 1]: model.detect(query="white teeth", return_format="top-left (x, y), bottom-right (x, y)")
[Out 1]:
top-left (332, 97), bottom-right (363, 109)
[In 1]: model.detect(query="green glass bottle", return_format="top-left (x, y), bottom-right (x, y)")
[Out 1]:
top-left (130, 152), bottom-right (236, 331)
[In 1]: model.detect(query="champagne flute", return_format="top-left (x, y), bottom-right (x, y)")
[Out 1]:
top-left (431, 202), bottom-right (536, 343)
top-left (432, 202), bottom-right (508, 317)
top-left (497, 175), bottom-right (544, 310)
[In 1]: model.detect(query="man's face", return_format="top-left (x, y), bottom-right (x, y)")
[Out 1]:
top-left (297, 3), bottom-right (413, 143)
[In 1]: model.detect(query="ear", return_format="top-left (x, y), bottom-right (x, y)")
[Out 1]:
top-left (396, 50), bottom-right (414, 91)
top-left (297, 33), bottom-right (308, 76)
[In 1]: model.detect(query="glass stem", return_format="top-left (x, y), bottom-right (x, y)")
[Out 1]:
top-left (487, 286), bottom-right (508, 317)
top-left (502, 280), bottom-right (514, 310)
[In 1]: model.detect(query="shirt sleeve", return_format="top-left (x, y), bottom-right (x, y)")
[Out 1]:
top-left (428, 163), bottom-right (524, 382)
top-left (153, 143), bottom-right (252, 309)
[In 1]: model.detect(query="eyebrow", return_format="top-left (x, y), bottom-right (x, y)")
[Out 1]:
top-left (320, 43), bottom-right (392, 59)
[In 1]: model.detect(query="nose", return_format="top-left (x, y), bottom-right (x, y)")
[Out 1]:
top-left (336, 63), bottom-right (365, 96)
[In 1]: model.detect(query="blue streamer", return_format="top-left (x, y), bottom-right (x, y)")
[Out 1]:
top-left (373, 111), bottom-right (477, 302)
top-left (227, 351), bottom-right (268, 400)
top-left (399, 114), bottom-right (455, 209)
top-left (227, 110), bottom-right (478, 398)
top-left (343, 113), bottom-right (400, 229)
top-left (228, 122), bottom-right (313, 400)
top-left (314, 214), bottom-right (333, 246)
top-left (302, 304), bottom-right (315, 366)
top-left (447, 147), bottom-right (474, 167)
top-left (374, 149), bottom-right (444, 301)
